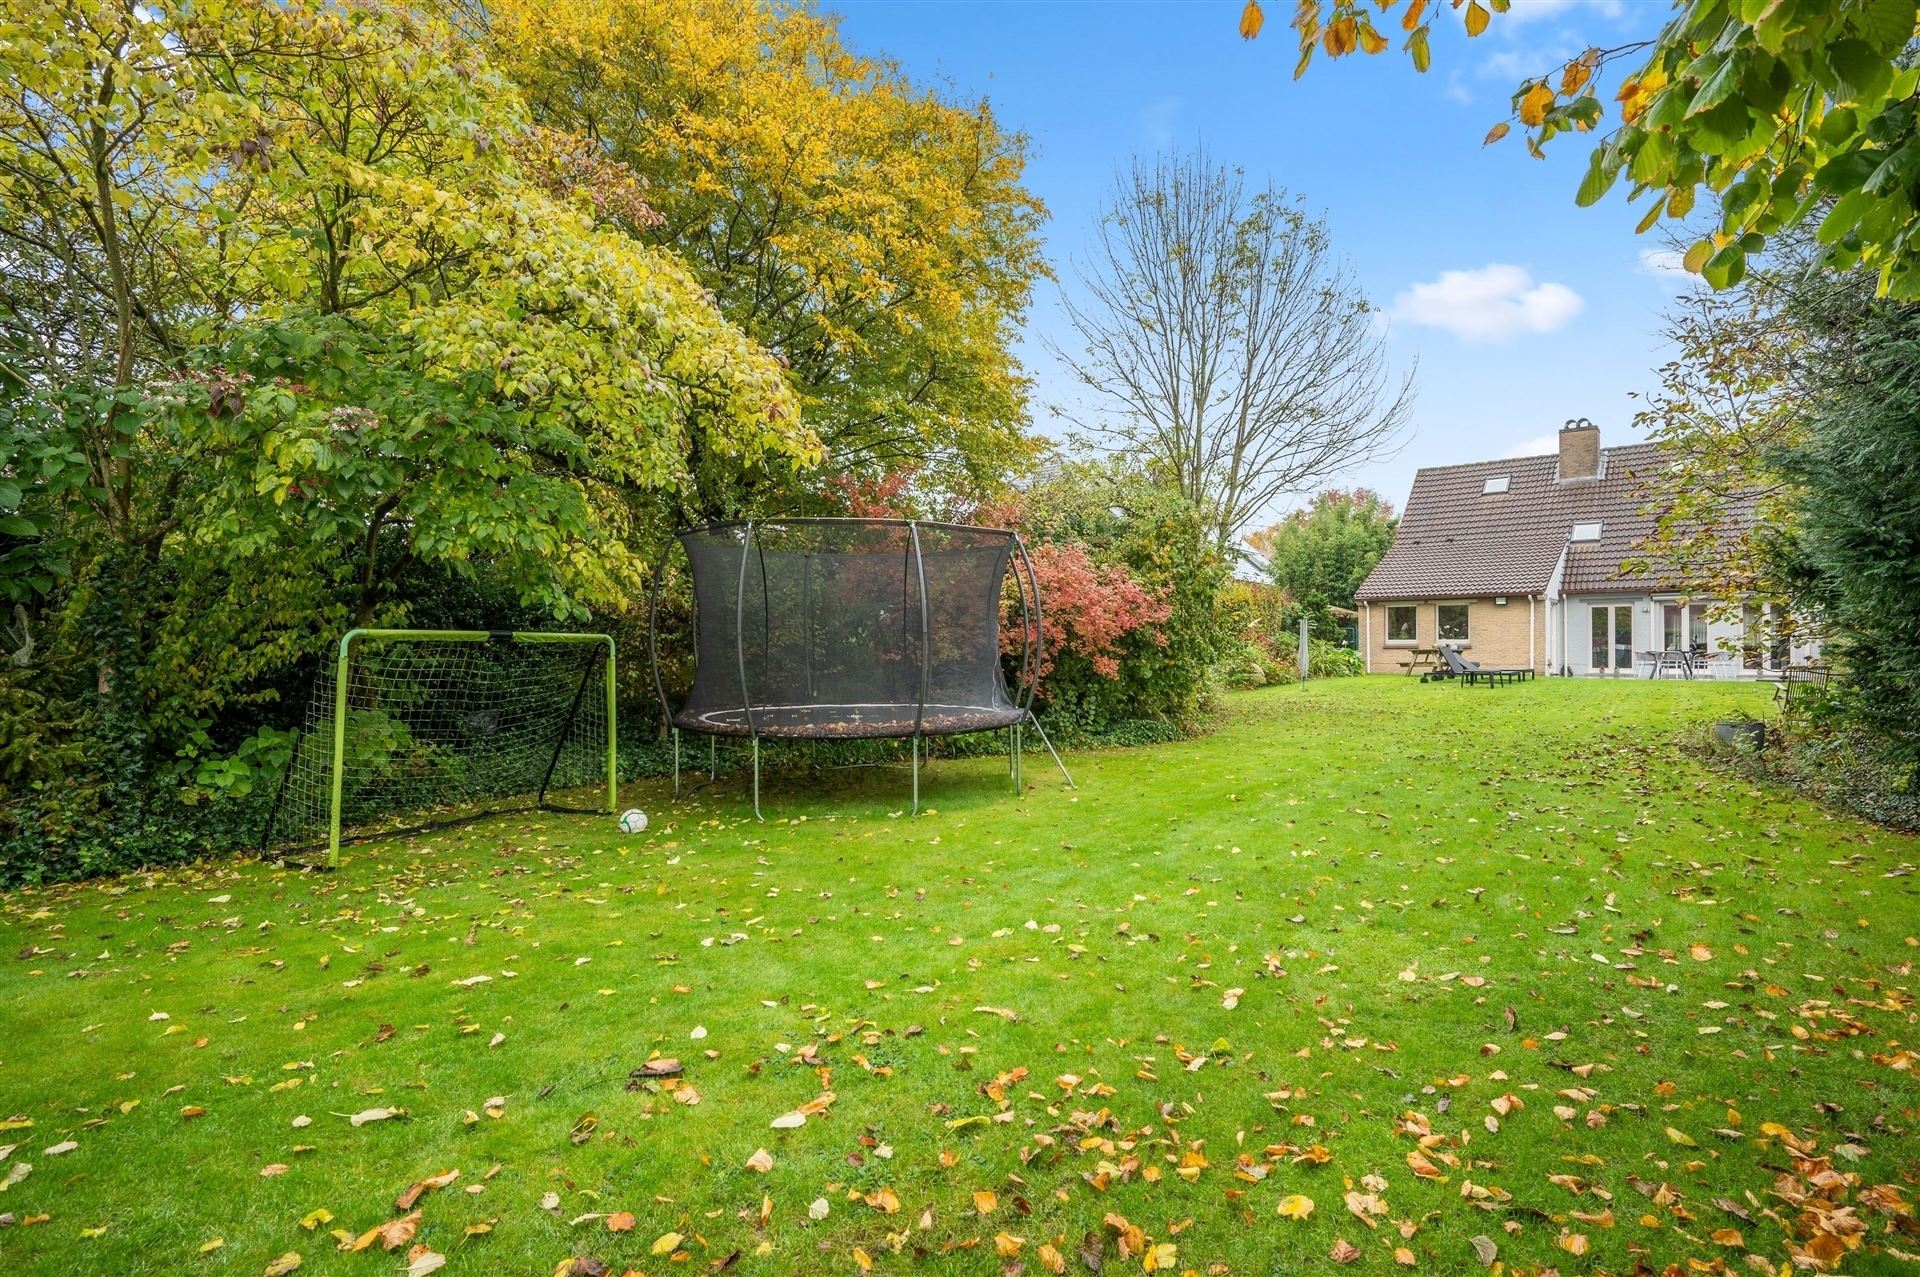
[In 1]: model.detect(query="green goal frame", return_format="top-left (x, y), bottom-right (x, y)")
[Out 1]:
top-left (315, 628), bottom-right (617, 864)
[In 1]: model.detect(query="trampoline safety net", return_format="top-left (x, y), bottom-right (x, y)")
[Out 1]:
top-left (670, 520), bottom-right (1028, 740)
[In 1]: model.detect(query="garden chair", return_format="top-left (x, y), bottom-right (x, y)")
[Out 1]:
top-left (1439, 646), bottom-right (1531, 687)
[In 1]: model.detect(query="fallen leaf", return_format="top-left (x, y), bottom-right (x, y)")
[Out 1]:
top-left (1278, 1194), bottom-right (1316, 1220)
top-left (263, 1254), bottom-right (302, 1276)
top-left (1345, 1190), bottom-right (1387, 1227)
top-left (394, 1168), bottom-right (459, 1211)
top-left (629, 1059), bottom-right (682, 1080)
top-left (346, 1211), bottom-right (420, 1253)
top-left (1331, 1237), bottom-right (1363, 1264)
top-left (651, 1232), bottom-right (683, 1256)
top-left (405, 1248), bottom-right (446, 1277)
top-left (344, 1107), bottom-right (404, 1127)
top-left (745, 1148), bottom-right (774, 1174)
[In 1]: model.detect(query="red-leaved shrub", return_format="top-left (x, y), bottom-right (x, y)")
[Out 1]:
top-left (1004, 541), bottom-right (1170, 680)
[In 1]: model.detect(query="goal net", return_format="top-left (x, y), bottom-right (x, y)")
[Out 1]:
top-left (263, 630), bottom-right (616, 861)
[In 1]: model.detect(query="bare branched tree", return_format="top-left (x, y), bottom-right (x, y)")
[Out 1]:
top-left (1050, 151), bottom-right (1413, 549)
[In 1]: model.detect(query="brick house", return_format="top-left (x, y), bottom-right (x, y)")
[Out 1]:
top-left (1353, 421), bottom-right (1817, 677)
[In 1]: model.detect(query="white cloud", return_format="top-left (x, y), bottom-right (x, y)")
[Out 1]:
top-left (1637, 247), bottom-right (1702, 290)
top-left (1390, 264), bottom-right (1584, 341)
top-left (1637, 248), bottom-right (1687, 276)
top-left (1504, 433), bottom-right (1561, 458)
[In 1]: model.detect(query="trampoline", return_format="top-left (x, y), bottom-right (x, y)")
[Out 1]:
top-left (647, 518), bottom-right (1073, 816)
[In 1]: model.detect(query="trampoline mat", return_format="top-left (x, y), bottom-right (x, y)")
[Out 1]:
top-left (674, 702), bottom-right (1025, 740)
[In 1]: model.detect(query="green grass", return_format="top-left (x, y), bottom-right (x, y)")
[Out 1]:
top-left (2, 678), bottom-right (1916, 1276)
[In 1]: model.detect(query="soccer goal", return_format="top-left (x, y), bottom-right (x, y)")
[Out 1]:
top-left (262, 629), bottom-right (617, 863)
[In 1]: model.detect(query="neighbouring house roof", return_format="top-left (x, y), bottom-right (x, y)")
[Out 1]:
top-left (1230, 544), bottom-right (1273, 586)
top-left (1355, 443), bottom-right (1720, 602)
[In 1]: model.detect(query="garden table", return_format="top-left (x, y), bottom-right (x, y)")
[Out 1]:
top-left (1400, 647), bottom-right (1443, 676)
top-left (1642, 648), bottom-right (1697, 679)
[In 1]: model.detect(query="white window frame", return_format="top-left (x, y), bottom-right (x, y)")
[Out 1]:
top-left (1569, 521), bottom-right (1602, 542)
top-left (1482, 476), bottom-right (1510, 494)
top-left (1436, 601), bottom-right (1471, 645)
top-left (1385, 604), bottom-right (1419, 645)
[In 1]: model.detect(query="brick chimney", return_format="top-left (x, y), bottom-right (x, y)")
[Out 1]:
top-left (1558, 417), bottom-right (1600, 481)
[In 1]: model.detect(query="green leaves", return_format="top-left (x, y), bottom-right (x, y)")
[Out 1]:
top-left (1268, 0), bottom-right (1920, 299)
top-left (1574, 144), bottom-right (1623, 208)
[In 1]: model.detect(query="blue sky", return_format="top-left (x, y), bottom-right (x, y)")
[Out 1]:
top-left (826, 0), bottom-right (1691, 528)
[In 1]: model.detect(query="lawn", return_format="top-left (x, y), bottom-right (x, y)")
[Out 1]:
top-left (1, 677), bottom-right (1916, 1277)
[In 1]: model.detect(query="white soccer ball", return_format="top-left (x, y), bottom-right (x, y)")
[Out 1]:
top-left (618, 808), bottom-right (649, 834)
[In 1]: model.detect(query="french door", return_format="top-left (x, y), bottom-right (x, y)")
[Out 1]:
top-left (1661, 602), bottom-right (1708, 652)
top-left (1590, 604), bottom-right (1633, 673)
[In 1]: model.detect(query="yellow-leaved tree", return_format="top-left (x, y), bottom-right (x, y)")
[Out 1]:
top-left (455, 0), bottom-right (1050, 516)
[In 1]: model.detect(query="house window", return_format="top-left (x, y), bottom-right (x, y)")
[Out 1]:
top-left (1482, 476), bottom-right (1510, 494)
top-left (1569, 521), bottom-right (1602, 542)
top-left (1437, 603), bottom-right (1470, 643)
top-left (1386, 605), bottom-right (1418, 642)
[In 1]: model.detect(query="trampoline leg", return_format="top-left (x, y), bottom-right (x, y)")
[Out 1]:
top-left (751, 736), bottom-right (762, 821)
top-left (1028, 713), bottom-right (1075, 790)
top-left (672, 728), bottom-right (681, 799)
top-left (709, 735), bottom-right (717, 783)
top-left (911, 735), bottom-right (920, 816)
top-left (1011, 723), bottom-right (1023, 794)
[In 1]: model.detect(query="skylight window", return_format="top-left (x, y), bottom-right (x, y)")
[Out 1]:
top-left (1570, 521), bottom-right (1602, 542)
top-left (1482, 476), bottom-right (1510, 494)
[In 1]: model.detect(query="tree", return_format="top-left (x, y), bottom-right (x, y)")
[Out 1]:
top-left (1053, 151), bottom-right (1412, 550)
top-left (1248, 1), bottom-right (1920, 297)
top-left (1620, 229), bottom-right (1845, 618)
top-left (456, 0), bottom-right (1049, 517)
top-left (0, 0), bottom-right (808, 625)
top-left (0, 0), bottom-right (812, 867)
top-left (1247, 487), bottom-right (1397, 611)
top-left (1777, 291), bottom-right (1920, 775)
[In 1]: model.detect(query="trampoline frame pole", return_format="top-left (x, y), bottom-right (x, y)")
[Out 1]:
top-left (1008, 537), bottom-right (1031, 794)
top-left (908, 521), bottom-right (931, 817)
top-left (736, 521), bottom-right (762, 821)
top-left (646, 553), bottom-right (676, 796)
top-left (1027, 711), bottom-right (1075, 789)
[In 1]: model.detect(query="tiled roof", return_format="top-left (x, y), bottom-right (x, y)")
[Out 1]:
top-left (1355, 531), bottom-right (1568, 600)
top-left (1355, 443), bottom-right (1728, 601)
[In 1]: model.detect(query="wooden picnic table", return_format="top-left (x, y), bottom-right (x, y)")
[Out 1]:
top-left (1398, 647), bottom-right (1443, 676)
